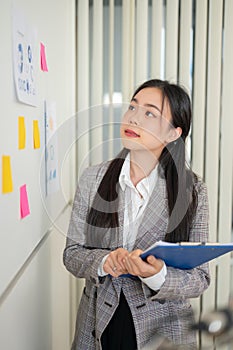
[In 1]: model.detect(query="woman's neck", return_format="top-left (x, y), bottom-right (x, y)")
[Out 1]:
top-left (129, 150), bottom-right (159, 186)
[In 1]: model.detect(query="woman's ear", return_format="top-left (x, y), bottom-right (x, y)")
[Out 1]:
top-left (166, 127), bottom-right (182, 143)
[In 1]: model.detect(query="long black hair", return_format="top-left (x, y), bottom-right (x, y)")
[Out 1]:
top-left (87, 79), bottom-right (197, 243)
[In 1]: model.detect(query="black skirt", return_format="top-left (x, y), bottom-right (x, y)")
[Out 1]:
top-left (101, 291), bottom-right (137, 350)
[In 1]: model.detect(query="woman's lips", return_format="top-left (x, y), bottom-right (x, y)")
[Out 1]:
top-left (124, 129), bottom-right (140, 138)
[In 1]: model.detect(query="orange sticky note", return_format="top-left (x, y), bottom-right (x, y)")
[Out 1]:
top-left (18, 116), bottom-right (26, 149)
top-left (2, 155), bottom-right (13, 193)
top-left (33, 120), bottom-right (40, 149)
top-left (40, 42), bottom-right (48, 72)
top-left (20, 184), bottom-right (30, 219)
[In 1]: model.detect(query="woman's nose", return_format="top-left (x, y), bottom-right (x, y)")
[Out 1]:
top-left (128, 108), bottom-right (141, 125)
top-left (129, 116), bottom-right (139, 125)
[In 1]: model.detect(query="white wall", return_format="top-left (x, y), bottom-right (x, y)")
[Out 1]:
top-left (0, 210), bottom-right (71, 350)
top-left (0, 0), bottom-right (76, 349)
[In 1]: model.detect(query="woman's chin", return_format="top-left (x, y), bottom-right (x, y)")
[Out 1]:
top-left (121, 138), bottom-right (144, 151)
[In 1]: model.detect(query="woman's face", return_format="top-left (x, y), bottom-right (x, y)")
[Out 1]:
top-left (120, 87), bottom-right (181, 157)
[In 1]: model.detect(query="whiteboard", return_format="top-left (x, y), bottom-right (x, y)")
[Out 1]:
top-left (0, 0), bottom-right (75, 296)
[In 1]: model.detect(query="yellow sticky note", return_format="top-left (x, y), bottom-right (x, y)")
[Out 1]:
top-left (18, 116), bottom-right (26, 149)
top-left (2, 156), bottom-right (13, 193)
top-left (33, 120), bottom-right (40, 149)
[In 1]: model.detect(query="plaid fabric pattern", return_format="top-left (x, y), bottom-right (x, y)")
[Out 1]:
top-left (63, 161), bottom-right (210, 350)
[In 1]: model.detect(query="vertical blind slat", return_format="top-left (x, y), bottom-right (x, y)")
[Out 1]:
top-left (151, 0), bottom-right (163, 79)
top-left (109, 0), bottom-right (114, 99)
top-left (178, 0), bottom-right (193, 163)
top-left (191, 2), bottom-right (212, 339)
top-left (216, 0), bottom-right (233, 309)
top-left (217, 0), bottom-right (233, 244)
top-left (178, 0), bottom-right (192, 89)
top-left (77, 0), bottom-right (90, 171)
top-left (122, 0), bottom-right (134, 101)
top-left (202, 2), bottom-right (223, 342)
top-left (129, 0), bottom-right (135, 96)
top-left (205, 0), bottom-right (223, 242)
top-left (165, 0), bottom-right (179, 82)
top-left (92, 0), bottom-right (103, 106)
top-left (108, 0), bottom-right (114, 159)
top-left (76, 0), bottom-right (89, 329)
top-left (192, 0), bottom-right (208, 177)
top-left (135, 0), bottom-right (148, 86)
top-left (91, 0), bottom-right (103, 164)
top-left (77, 0), bottom-right (89, 111)
top-left (122, 0), bottom-right (130, 103)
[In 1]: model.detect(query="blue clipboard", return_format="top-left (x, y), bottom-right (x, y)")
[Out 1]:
top-left (119, 242), bottom-right (233, 277)
top-left (139, 242), bottom-right (233, 269)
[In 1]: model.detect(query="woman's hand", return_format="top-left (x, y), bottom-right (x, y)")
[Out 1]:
top-left (103, 248), bottom-right (129, 277)
top-left (123, 249), bottom-right (164, 278)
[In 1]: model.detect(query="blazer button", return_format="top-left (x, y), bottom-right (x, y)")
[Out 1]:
top-left (158, 299), bottom-right (165, 304)
top-left (92, 329), bottom-right (99, 342)
top-left (90, 277), bottom-right (96, 284)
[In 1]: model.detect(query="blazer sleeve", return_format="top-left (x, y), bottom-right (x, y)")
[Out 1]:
top-left (142, 180), bottom-right (211, 301)
top-left (63, 166), bottom-right (110, 286)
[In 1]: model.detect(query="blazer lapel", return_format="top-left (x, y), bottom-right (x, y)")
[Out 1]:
top-left (134, 175), bottom-right (169, 251)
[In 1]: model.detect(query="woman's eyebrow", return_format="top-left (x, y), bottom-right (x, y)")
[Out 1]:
top-left (131, 97), bottom-right (162, 114)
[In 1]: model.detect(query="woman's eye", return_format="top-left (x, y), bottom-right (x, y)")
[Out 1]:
top-left (145, 111), bottom-right (156, 118)
top-left (128, 105), bottom-right (135, 111)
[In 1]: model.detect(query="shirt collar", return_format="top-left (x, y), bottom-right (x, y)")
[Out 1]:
top-left (119, 153), bottom-right (158, 198)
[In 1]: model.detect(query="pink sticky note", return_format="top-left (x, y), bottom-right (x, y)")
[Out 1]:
top-left (20, 184), bottom-right (30, 219)
top-left (40, 42), bottom-right (48, 72)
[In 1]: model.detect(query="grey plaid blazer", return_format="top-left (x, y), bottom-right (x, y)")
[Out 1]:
top-left (63, 160), bottom-right (210, 350)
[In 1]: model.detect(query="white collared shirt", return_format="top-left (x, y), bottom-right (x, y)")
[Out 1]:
top-left (119, 154), bottom-right (159, 251)
top-left (98, 154), bottom-right (167, 291)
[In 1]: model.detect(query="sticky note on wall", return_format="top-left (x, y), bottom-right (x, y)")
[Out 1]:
top-left (40, 42), bottom-right (48, 72)
top-left (20, 184), bottom-right (30, 219)
top-left (33, 120), bottom-right (40, 149)
top-left (2, 155), bottom-right (13, 193)
top-left (18, 116), bottom-right (26, 149)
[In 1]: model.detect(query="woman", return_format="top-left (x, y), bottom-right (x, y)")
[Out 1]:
top-left (63, 79), bottom-right (210, 349)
